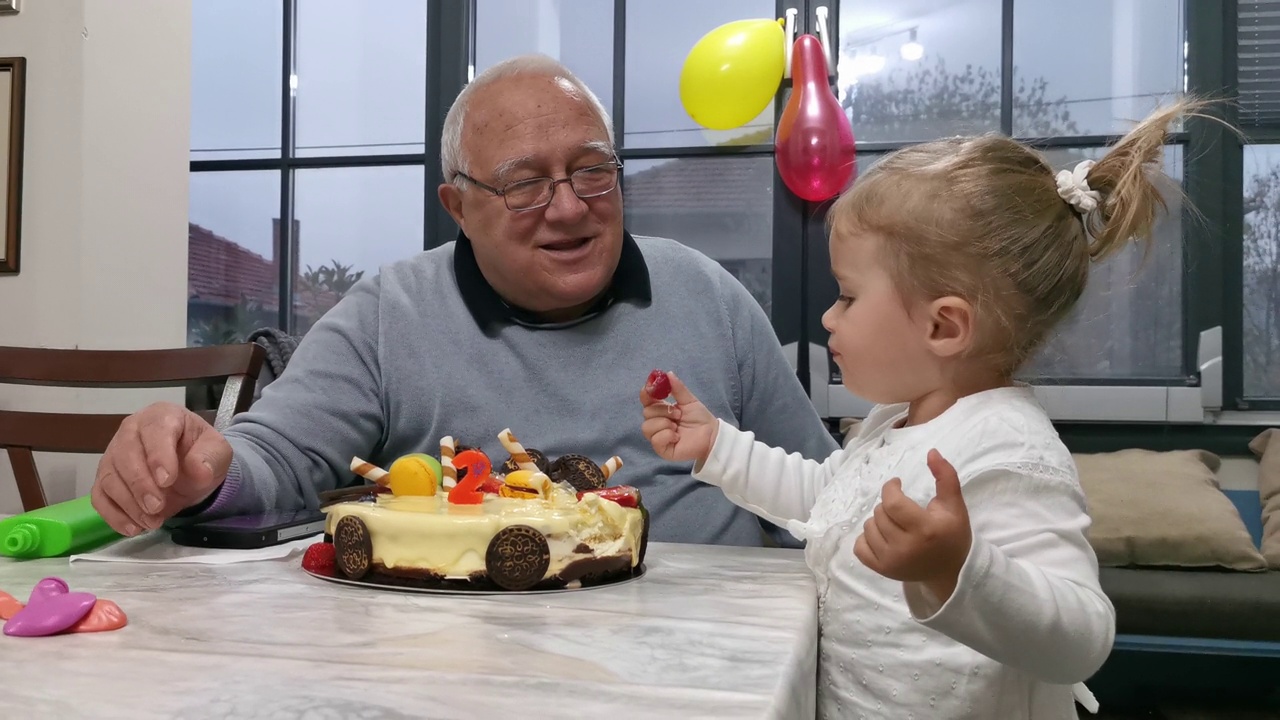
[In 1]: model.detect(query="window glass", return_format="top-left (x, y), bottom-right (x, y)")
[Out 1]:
top-left (188, 171), bottom-right (281, 345)
top-left (295, 0), bottom-right (428, 156)
top-left (624, 156), bottom-right (775, 314)
top-left (625, 0), bottom-right (778, 148)
top-left (1013, 0), bottom-right (1185, 136)
top-left (1244, 143), bottom-right (1280, 398)
top-left (292, 166), bottom-right (426, 333)
top-left (191, 0), bottom-right (283, 160)
top-left (474, 0), bottom-right (614, 114)
top-left (838, 0), bottom-right (1003, 143)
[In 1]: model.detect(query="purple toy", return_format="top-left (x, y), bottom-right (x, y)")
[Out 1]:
top-left (3, 577), bottom-right (97, 637)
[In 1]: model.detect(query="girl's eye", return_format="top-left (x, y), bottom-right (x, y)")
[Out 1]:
top-left (837, 294), bottom-right (855, 306)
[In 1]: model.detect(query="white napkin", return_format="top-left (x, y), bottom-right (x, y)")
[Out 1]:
top-left (69, 531), bottom-right (321, 564)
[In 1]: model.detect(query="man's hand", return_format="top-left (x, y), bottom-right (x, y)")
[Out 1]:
top-left (639, 371), bottom-right (719, 466)
top-left (853, 449), bottom-right (972, 603)
top-left (91, 402), bottom-right (232, 535)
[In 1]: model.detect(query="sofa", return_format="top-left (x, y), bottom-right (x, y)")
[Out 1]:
top-left (1074, 431), bottom-right (1280, 711)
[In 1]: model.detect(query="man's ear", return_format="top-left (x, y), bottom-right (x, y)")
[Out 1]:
top-left (923, 296), bottom-right (975, 358)
top-left (438, 183), bottom-right (465, 228)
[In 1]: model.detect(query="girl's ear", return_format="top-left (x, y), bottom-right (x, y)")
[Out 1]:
top-left (923, 296), bottom-right (975, 358)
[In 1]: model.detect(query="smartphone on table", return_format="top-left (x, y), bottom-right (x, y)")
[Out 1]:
top-left (169, 509), bottom-right (326, 550)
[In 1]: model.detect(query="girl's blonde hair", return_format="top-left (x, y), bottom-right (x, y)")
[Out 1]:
top-left (829, 99), bottom-right (1208, 375)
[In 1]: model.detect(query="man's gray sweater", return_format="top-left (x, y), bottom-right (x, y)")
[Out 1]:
top-left (198, 235), bottom-right (838, 547)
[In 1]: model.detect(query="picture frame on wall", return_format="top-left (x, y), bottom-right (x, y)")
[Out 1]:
top-left (0, 57), bottom-right (25, 275)
top-left (0, 0), bottom-right (17, 16)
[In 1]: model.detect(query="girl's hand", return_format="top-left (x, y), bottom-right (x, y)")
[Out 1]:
top-left (853, 449), bottom-right (972, 602)
top-left (639, 370), bottom-right (719, 465)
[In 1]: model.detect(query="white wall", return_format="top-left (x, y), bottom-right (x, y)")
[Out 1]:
top-left (0, 0), bottom-right (192, 513)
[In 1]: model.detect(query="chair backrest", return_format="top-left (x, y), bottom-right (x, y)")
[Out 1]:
top-left (0, 343), bottom-right (266, 511)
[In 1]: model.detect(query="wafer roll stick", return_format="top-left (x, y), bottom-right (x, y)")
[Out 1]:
top-left (497, 428), bottom-right (539, 472)
top-left (601, 456), bottom-right (624, 480)
top-left (350, 456), bottom-right (390, 486)
top-left (440, 436), bottom-right (458, 489)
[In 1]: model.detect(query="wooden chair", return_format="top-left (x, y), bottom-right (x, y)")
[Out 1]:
top-left (0, 343), bottom-right (266, 511)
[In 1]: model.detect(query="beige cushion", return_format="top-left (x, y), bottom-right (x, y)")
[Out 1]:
top-left (1248, 429), bottom-right (1280, 568)
top-left (1075, 449), bottom-right (1267, 572)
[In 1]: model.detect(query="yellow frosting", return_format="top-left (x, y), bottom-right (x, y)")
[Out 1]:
top-left (325, 484), bottom-right (643, 581)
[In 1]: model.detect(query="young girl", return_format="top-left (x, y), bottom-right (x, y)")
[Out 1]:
top-left (641, 102), bottom-right (1203, 718)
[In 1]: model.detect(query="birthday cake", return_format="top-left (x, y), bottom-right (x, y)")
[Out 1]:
top-left (302, 428), bottom-right (649, 592)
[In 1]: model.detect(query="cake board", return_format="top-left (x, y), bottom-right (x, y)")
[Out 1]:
top-left (303, 564), bottom-right (646, 596)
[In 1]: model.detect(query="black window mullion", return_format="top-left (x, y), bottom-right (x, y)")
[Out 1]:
top-left (1000, 0), bottom-right (1014, 136)
top-left (1185, 0), bottom-right (1242, 404)
top-left (613, 0), bottom-right (626, 150)
top-left (278, 0), bottom-right (298, 332)
top-left (424, 0), bottom-right (472, 250)
top-left (773, 0), bottom-right (810, 393)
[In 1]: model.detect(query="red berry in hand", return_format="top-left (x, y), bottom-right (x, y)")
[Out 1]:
top-left (302, 542), bottom-right (336, 575)
top-left (646, 369), bottom-right (672, 400)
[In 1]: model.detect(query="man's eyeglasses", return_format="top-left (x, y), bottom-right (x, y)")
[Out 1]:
top-left (454, 160), bottom-right (623, 212)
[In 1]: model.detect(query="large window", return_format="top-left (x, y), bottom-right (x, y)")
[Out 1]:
top-left (474, 0), bottom-right (785, 334)
top-left (618, 0), bottom-right (781, 322)
top-left (189, 0), bottom-right (428, 343)
top-left (815, 0), bottom-right (1205, 421)
top-left (189, 0), bottom-right (1272, 423)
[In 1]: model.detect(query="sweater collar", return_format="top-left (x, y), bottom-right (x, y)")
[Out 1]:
top-left (452, 229), bottom-right (652, 335)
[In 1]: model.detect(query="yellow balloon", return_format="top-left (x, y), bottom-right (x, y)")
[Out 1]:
top-left (680, 19), bottom-right (785, 131)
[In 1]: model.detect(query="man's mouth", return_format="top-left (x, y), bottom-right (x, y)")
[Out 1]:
top-left (539, 237), bottom-right (592, 253)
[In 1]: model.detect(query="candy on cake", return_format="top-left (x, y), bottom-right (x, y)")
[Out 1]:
top-left (307, 427), bottom-right (649, 592)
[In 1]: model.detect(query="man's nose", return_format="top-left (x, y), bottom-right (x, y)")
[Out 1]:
top-left (542, 179), bottom-right (589, 221)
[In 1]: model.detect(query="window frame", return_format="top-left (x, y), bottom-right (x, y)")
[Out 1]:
top-left (605, 0), bottom-right (816, 390)
top-left (189, 0), bottom-right (1276, 427)
top-left (1233, 0), bottom-right (1280, 411)
top-left (815, 0), bottom-right (1275, 425)
top-left (189, 0), bottom-right (437, 334)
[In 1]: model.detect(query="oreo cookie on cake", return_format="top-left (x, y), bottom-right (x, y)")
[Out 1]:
top-left (549, 453), bottom-right (606, 492)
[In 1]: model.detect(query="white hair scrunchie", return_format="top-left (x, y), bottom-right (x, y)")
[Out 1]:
top-left (1055, 159), bottom-right (1102, 215)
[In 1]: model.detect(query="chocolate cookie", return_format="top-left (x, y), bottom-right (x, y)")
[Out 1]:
top-left (500, 448), bottom-right (551, 475)
top-left (485, 525), bottom-right (551, 591)
top-left (333, 515), bottom-right (373, 580)
top-left (549, 454), bottom-right (606, 491)
top-left (319, 483), bottom-right (383, 509)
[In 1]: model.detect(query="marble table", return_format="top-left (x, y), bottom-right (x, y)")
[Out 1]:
top-left (0, 540), bottom-right (817, 719)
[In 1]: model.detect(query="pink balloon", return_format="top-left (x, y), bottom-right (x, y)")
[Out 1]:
top-left (775, 34), bottom-right (857, 202)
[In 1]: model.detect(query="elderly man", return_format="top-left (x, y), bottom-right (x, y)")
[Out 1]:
top-left (91, 54), bottom-right (838, 547)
